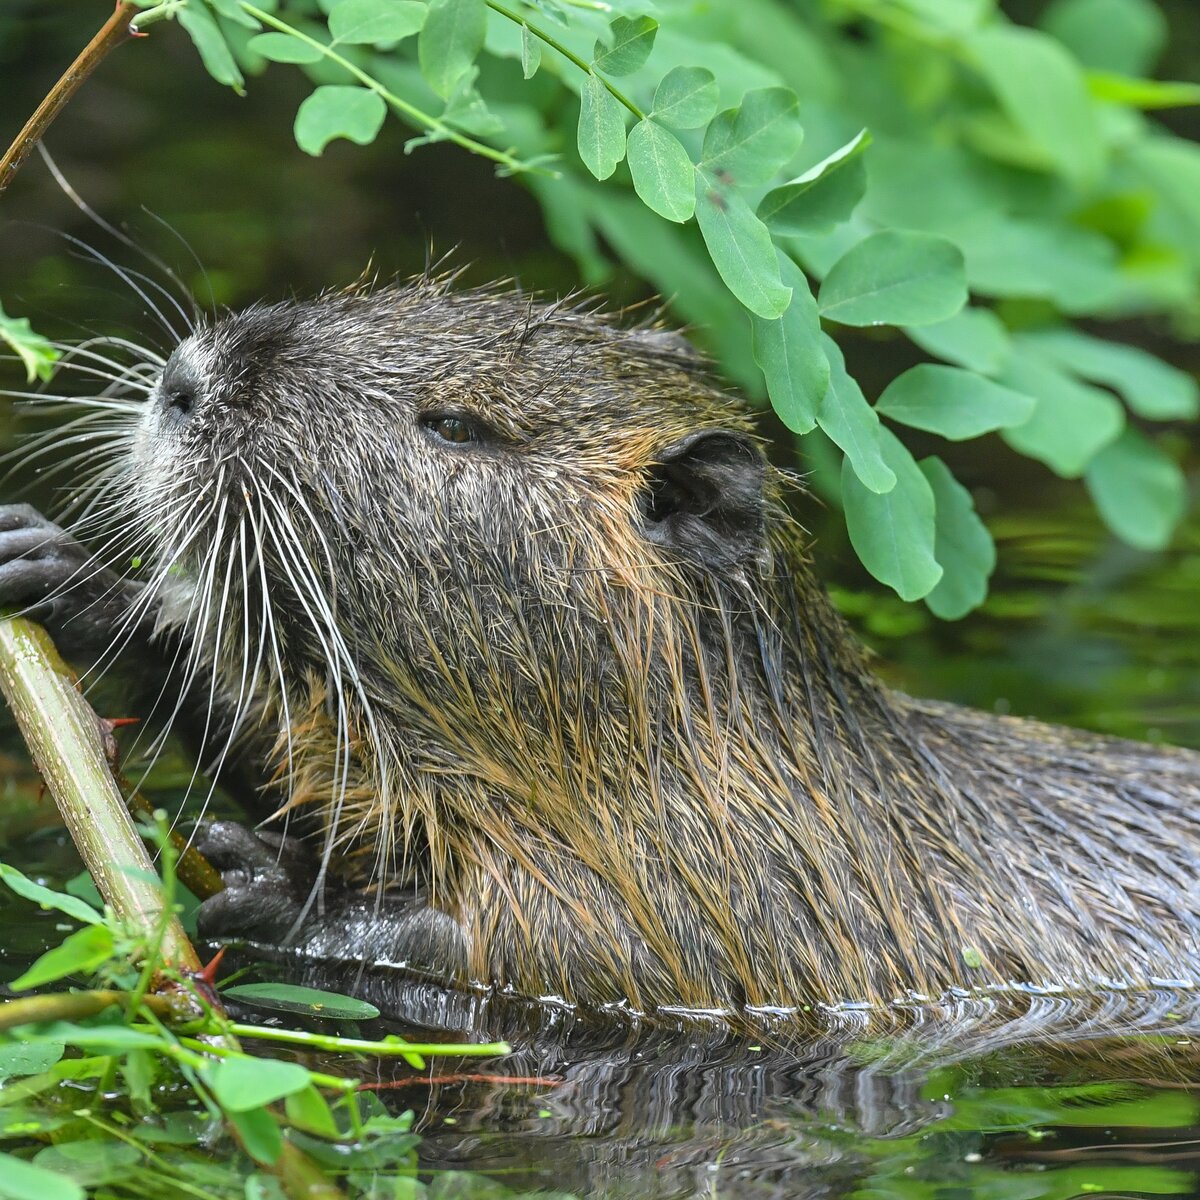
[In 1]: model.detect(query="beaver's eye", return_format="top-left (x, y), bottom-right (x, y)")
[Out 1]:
top-left (422, 414), bottom-right (479, 445)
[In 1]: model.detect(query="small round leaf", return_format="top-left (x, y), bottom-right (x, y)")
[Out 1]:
top-left (294, 86), bottom-right (387, 156)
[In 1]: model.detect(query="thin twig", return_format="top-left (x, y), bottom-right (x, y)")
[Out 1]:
top-left (0, 3), bottom-right (141, 197)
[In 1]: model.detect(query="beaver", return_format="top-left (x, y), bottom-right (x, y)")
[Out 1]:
top-left (2, 277), bottom-right (1199, 1022)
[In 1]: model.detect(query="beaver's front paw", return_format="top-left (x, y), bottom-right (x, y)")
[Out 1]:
top-left (194, 820), bottom-right (317, 944)
top-left (0, 504), bottom-right (141, 657)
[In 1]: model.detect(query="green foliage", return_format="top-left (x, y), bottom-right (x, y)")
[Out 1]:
top-left (0, 849), bottom-right (510, 1197)
top-left (0, 305), bottom-right (57, 385)
top-left (148, 0), bottom-right (1200, 614)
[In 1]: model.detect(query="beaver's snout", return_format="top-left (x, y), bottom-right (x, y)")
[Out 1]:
top-left (156, 348), bottom-right (205, 424)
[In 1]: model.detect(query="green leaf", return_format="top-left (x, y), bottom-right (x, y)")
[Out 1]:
top-left (418, 0), bottom-right (486, 99)
top-left (701, 87), bottom-right (804, 187)
top-left (1086, 72), bottom-right (1200, 109)
top-left (818, 231), bottom-right (967, 327)
top-left (954, 217), bottom-right (1119, 313)
top-left (593, 16), bottom-right (658, 76)
top-left (966, 25), bottom-right (1103, 184)
top-left (843, 428), bottom-right (941, 601)
top-left (998, 356), bottom-right (1125, 477)
top-left (246, 33), bottom-right (323, 63)
top-left (0, 863), bottom-right (102, 925)
top-left (32, 1143), bottom-right (140, 1189)
top-left (31, 1023), bottom-right (161, 1051)
top-left (223, 982), bottom-right (382, 1020)
top-left (0, 1042), bottom-right (65, 1081)
top-left (284, 1085), bottom-right (341, 1138)
top-left (328, 0), bottom-right (426, 45)
top-left (520, 23), bottom-right (541, 79)
top-left (1016, 328), bottom-right (1200, 420)
top-left (920, 457), bottom-right (996, 620)
top-left (208, 0), bottom-right (261, 29)
top-left (294, 85), bottom-right (387, 155)
top-left (0, 305), bottom-right (57, 383)
top-left (817, 335), bottom-right (896, 494)
top-left (757, 128), bottom-right (871, 237)
top-left (650, 66), bottom-right (719, 129)
top-left (1085, 427), bottom-right (1186, 551)
top-left (178, 3), bottom-right (244, 91)
top-left (905, 308), bottom-right (1011, 375)
top-left (876, 364), bottom-right (1035, 440)
top-left (695, 168), bottom-right (791, 319)
top-left (578, 74), bottom-right (627, 180)
top-left (9, 924), bottom-right (115, 992)
top-left (0, 1152), bottom-right (84, 1200)
top-left (1040, 0), bottom-right (1166, 77)
top-left (205, 1056), bottom-right (314, 1113)
top-left (626, 120), bottom-right (694, 222)
top-left (751, 255), bottom-right (827, 434)
top-left (229, 1107), bottom-right (283, 1165)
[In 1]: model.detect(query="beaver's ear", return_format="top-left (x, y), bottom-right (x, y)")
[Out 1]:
top-left (640, 430), bottom-right (767, 571)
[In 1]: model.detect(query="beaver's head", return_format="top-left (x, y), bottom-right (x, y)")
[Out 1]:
top-left (131, 282), bottom-right (777, 728)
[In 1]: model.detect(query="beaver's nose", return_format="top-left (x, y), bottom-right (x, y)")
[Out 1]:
top-left (158, 353), bottom-right (201, 421)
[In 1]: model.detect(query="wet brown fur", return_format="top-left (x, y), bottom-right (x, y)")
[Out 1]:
top-left (125, 277), bottom-right (1200, 1018)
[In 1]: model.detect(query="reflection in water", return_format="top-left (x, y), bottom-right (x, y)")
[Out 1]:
top-left (221, 952), bottom-right (1200, 1200)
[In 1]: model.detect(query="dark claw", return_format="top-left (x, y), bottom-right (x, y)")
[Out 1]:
top-left (0, 503), bottom-right (142, 657)
top-left (195, 820), bottom-right (317, 943)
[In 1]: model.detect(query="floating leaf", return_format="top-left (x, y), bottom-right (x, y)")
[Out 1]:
top-left (999, 356), bottom-right (1124, 477)
top-left (224, 982), bottom-right (382, 1020)
top-left (205, 1056), bottom-right (314, 1113)
top-left (818, 231), bottom-right (967, 327)
top-left (876, 364), bottom-right (1034, 440)
top-left (578, 74), bottom-right (627, 180)
top-left (0, 304), bottom-right (58, 383)
top-left (9, 924), bottom-right (115, 992)
top-left (246, 32), bottom-right (323, 63)
top-left (328, 0), bottom-right (426, 45)
top-left (842, 428), bottom-right (942, 601)
top-left (817, 335), bottom-right (895, 494)
top-left (966, 25), bottom-right (1103, 184)
top-left (294, 85), bottom-right (387, 155)
top-left (701, 87), bottom-right (804, 187)
top-left (418, 0), bottom-right (486, 99)
top-left (651, 65), bottom-right (719, 129)
top-left (757, 128), bottom-right (871, 236)
top-left (751, 254), bottom-right (827, 434)
top-left (905, 307), bottom-right (1011, 375)
top-left (1016, 328), bottom-right (1199, 420)
top-left (593, 16), bottom-right (658, 76)
top-left (626, 119), bottom-right (694, 222)
top-left (1085, 427), bottom-right (1186, 551)
top-left (695, 168), bottom-right (791, 319)
top-left (920, 456), bottom-right (996, 620)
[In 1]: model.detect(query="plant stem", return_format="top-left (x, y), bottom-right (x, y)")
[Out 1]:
top-left (237, 2), bottom-right (535, 173)
top-left (0, 4), bottom-right (141, 197)
top-left (0, 616), bottom-right (199, 973)
top-left (486, 0), bottom-right (646, 120)
top-left (0, 988), bottom-right (192, 1032)
top-left (229, 1023), bottom-right (510, 1063)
